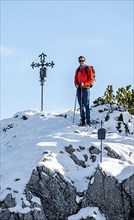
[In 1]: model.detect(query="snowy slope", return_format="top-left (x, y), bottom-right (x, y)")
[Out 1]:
top-left (0, 106), bottom-right (134, 219)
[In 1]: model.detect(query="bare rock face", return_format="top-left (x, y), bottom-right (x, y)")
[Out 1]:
top-left (82, 168), bottom-right (134, 220)
top-left (0, 208), bottom-right (45, 220)
top-left (0, 192), bottom-right (45, 220)
top-left (0, 157), bottom-right (133, 220)
top-left (0, 194), bottom-right (16, 209)
top-left (26, 166), bottom-right (78, 220)
top-left (122, 174), bottom-right (134, 218)
top-left (104, 146), bottom-right (121, 159)
top-left (0, 165), bottom-right (78, 220)
top-left (89, 145), bottom-right (101, 155)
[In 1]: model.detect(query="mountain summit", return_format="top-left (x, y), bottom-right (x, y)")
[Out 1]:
top-left (0, 106), bottom-right (134, 220)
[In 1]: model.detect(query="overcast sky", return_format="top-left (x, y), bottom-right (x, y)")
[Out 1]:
top-left (1, 0), bottom-right (133, 119)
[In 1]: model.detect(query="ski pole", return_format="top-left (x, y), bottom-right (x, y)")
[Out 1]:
top-left (80, 85), bottom-right (83, 120)
top-left (73, 90), bottom-right (77, 124)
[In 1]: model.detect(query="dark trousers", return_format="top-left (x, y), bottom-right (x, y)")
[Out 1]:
top-left (77, 87), bottom-right (90, 124)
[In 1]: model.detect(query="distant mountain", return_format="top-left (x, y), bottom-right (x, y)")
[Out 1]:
top-left (0, 106), bottom-right (134, 220)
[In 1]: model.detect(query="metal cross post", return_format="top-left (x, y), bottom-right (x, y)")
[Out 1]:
top-left (31, 53), bottom-right (55, 111)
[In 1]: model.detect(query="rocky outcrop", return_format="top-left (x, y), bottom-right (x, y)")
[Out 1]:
top-left (104, 146), bottom-right (121, 159)
top-left (26, 166), bottom-right (78, 220)
top-left (82, 168), bottom-right (134, 220)
top-left (0, 165), bottom-right (134, 220)
top-left (0, 193), bottom-right (45, 220)
top-left (65, 144), bottom-right (86, 168)
top-left (0, 165), bottom-right (78, 220)
top-left (122, 174), bottom-right (134, 218)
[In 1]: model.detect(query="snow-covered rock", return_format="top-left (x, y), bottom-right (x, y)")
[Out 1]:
top-left (0, 106), bottom-right (134, 219)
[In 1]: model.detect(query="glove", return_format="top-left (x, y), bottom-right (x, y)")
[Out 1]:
top-left (76, 83), bottom-right (84, 88)
top-left (81, 82), bottom-right (84, 87)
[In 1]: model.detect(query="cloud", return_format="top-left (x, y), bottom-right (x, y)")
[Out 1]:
top-left (0, 46), bottom-right (15, 56)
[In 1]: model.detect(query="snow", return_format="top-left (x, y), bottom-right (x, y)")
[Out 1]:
top-left (100, 159), bottom-right (134, 182)
top-left (68, 206), bottom-right (106, 220)
top-left (39, 152), bottom-right (65, 175)
top-left (0, 106), bottom-right (134, 215)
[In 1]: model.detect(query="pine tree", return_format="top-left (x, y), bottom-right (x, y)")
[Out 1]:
top-left (116, 85), bottom-right (134, 114)
top-left (103, 85), bottom-right (115, 112)
top-left (128, 89), bottom-right (134, 115)
top-left (93, 85), bottom-right (134, 115)
top-left (93, 96), bottom-right (105, 106)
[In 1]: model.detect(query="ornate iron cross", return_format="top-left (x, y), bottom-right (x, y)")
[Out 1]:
top-left (31, 52), bottom-right (55, 69)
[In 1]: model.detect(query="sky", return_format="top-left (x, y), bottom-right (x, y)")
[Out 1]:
top-left (1, 0), bottom-right (133, 119)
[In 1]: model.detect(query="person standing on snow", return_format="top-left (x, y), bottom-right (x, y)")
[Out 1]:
top-left (74, 56), bottom-right (94, 126)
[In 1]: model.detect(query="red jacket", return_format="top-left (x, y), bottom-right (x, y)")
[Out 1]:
top-left (74, 65), bottom-right (94, 88)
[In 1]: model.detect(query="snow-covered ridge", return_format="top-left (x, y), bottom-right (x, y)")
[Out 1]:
top-left (0, 106), bottom-right (134, 219)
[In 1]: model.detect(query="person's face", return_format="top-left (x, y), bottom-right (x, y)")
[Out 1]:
top-left (79, 58), bottom-right (85, 66)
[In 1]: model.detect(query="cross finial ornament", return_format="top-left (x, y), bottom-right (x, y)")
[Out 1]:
top-left (31, 52), bottom-right (55, 69)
